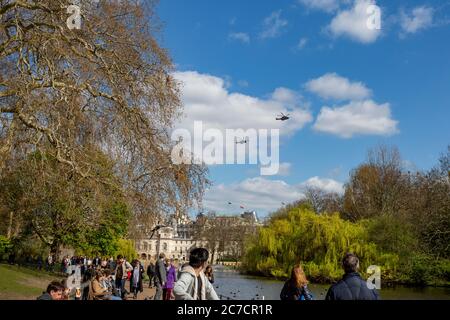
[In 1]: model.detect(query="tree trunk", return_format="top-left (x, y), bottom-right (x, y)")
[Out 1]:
top-left (50, 241), bottom-right (60, 263)
top-left (7, 212), bottom-right (13, 239)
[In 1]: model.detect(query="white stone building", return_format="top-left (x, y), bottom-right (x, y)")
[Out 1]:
top-left (136, 213), bottom-right (207, 263)
top-left (136, 211), bottom-right (261, 264)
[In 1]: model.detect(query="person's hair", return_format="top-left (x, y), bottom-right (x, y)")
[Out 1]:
top-left (94, 271), bottom-right (103, 280)
top-left (46, 281), bottom-right (65, 294)
top-left (342, 253), bottom-right (360, 273)
top-left (189, 248), bottom-right (209, 269)
top-left (290, 264), bottom-right (308, 287)
top-left (117, 255), bottom-right (123, 260)
top-left (159, 253), bottom-right (165, 259)
top-left (103, 269), bottom-right (111, 277)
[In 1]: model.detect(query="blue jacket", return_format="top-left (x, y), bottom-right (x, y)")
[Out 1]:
top-left (325, 272), bottom-right (380, 300)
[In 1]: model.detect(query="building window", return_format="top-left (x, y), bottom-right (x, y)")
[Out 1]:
top-left (163, 243), bottom-right (168, 251)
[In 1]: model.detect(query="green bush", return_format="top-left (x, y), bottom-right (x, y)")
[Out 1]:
top-left (0, 235), bottom-right (13, 257)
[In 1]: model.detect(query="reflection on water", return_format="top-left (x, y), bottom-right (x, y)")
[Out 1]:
top-left (213, 271), bottom-right (450, 301)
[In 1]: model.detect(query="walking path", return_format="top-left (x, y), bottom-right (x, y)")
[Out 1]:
top-left (123, 280), bottom-right (156, 300)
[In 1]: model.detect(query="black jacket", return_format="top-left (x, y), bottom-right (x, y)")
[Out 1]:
top-left (130, 265), bottom-right (145, 292)
top-left (147, 263), bottom-right (155, 277)
top-left (280, 280), bottom-right (314, 300)
top-left (325, 272), bottom-right (380, 300)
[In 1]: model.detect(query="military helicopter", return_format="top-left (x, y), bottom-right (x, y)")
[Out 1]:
top-left (235, 137), bottom-right (248, 144)
top-left (276, 113), bottom-right (290, 121)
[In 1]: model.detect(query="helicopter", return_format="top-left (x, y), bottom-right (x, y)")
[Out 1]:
top-left (235, 137), bottom-right (248, 144)
top-left (276, 113), bottom-right (290, 121)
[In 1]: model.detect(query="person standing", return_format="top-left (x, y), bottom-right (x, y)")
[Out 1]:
top-left (130, 260), bottom-right (144, 299)
top-left (154, 253), bottom-right (167, 300)
top-left (163, 259), bottom-right (178, 300)
top-left (146, 259), bottom-right (156, 288)
top-left (114, 255), bottom-right (132, 299)
top-left (325, 253), bottom-right (380, 300)
top-left (280, 264), bottom-right (314, 300)
top-left (174, 248), bottom-right (219, 300)
top-left (46, 254), bottom-right (53, 272)
top-left (204, 265), bottom-right (215, 284)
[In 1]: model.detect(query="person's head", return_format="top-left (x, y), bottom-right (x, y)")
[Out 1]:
top-left (117, 255), bottom-right (124, 263)
top-left (159, 253), bottom-right (165, 260)
top-left (173, 259), bottom-right (179, 268)
top-left (342, 253), bottom-right (360, 274)
top-left (290, 264), bottom-right (308, 288)
top-left (189, 248), bottom-right (209, 270)
top-left (46, 281), bottom-right (65, 300)
top-left (94, 270), bottom-right (103, 281)
top-left (205, 265), bottom-right (213, 275)
top-left (103, 269), bottom-right (111, 278)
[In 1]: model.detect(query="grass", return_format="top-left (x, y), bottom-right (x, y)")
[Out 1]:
top-left (0, 264), bottom-right (63, 300)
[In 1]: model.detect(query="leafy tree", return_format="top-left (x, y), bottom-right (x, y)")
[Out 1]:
top-left (114, 239), bottom-right (138, 262)
top-left (0, 150), bottom-right (128, 259)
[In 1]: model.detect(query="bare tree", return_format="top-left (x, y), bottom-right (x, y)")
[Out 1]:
top-left (343, 145), bottom-right (406, 220)
top-left (0, 0), bottom-right (207, 237)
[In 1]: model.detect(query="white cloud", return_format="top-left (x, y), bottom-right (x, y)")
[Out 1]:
top-left (228, 32), bottom-right (250, 44)
top-left (400, 6), bottom-right (434, 34)
top-left (259, 10), bottom-right (289, 39)
top-left (313, 100), bottom-right (399, 138)
top-left (173, 71), bottom-right (312, 136)
top-left (271, 87), bottom-right (304, 106)
top-left (305, 73), bottom-right (372, 101)
top-left (298, 0), bottom-right (347, 13)
top-left (203, 176), bottom-right (343, 214)
top-left (328, 0), bottom-right (381, 44)
top-left (172, 71), bottom-right (313, 167)
top-left (302, 176), bottom-right (344, 194)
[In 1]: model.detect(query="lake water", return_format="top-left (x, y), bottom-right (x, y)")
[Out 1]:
top-left (213, 271), bottom-right (450, 300)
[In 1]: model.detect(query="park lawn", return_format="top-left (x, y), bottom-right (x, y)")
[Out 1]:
top-left (0, 264), bottom-right (62, 300)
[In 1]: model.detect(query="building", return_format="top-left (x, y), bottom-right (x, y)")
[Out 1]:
top-left (136, 213), bottom-right (206, 263)
top-left (135, 211), bottom-right (261, 264)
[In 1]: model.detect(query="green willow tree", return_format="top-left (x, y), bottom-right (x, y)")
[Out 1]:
top-left (243, 207), bottom-right (399, 282)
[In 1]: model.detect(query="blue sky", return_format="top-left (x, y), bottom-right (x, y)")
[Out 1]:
top-left (157, 0), bottom-right (450, 216)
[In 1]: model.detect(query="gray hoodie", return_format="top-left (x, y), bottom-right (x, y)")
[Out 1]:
top-left (173, 265), bottom-right (219, 300)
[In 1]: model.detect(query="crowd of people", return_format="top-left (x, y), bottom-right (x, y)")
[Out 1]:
top-left (37, 248), bottom-right (219, 301)
top-left (36, 249), bottom-right (379, 301)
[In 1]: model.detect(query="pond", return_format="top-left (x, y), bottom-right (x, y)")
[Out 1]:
top-left (213, 270), bottom-right (450, 300)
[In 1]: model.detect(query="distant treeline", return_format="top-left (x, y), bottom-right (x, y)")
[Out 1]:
top-left (242, 145), bottom-right (450, 286)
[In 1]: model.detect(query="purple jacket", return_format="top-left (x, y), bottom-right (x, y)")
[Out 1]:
top-left (164, 265), bottom-right (177, 289)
